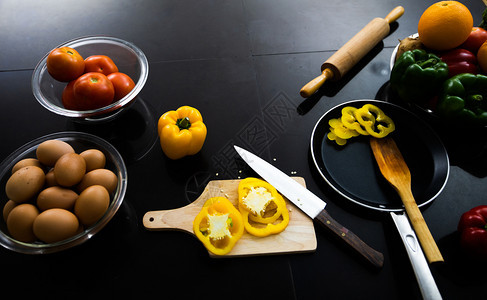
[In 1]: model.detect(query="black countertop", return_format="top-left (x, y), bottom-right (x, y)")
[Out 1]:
top-left (1, 1), bottom-right (486, 299)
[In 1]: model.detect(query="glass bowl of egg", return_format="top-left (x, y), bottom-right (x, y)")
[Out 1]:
top-left (31, 35), bottom-right (149, 122)
top-left (0, 131), bottom-right (127, 254)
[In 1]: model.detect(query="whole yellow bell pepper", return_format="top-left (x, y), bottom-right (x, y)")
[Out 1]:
top-left (193, 197), bottom-right (244, 255)
top-left (158, 106), bottom-right (207, 160)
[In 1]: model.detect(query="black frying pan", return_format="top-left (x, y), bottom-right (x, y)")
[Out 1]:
top-left (310, 99), bottom-right (449, 298)
top-left (310, 99), bottom-right (449, 212)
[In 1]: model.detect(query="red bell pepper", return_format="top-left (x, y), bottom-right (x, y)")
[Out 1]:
top-left (440, 48), bottom-right (478, 78)
top-left (458, 205), bottom-right (487, 259)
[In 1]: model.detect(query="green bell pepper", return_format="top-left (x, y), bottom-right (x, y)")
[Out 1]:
top-left (390, 49), bottom-right (449, 105)
top-left (436, 73), bottom-right (487, 125)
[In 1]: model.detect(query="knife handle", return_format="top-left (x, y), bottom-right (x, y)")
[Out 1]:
top-left (316, 209), bottom-right (384, 268)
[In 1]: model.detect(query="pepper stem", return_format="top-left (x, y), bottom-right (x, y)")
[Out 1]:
top-left (467, 94), bottom-right (483, 110)
top-left (176, 117), bottom-right (191, 130)
top-left (418, 58), bottom-right (438, 68)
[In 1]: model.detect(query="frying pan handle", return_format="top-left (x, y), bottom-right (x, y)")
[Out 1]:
top-left (390, 212), bottom-right (442, 300)
top-left (315, 209), bottom-right (384, 268)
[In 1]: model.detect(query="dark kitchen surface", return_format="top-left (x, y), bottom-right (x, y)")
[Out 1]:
top-left (1, 0), bottom-right (486, 299)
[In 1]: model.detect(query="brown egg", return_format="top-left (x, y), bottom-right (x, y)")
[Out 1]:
top-left (74, 185), bottom-right (110, 227)
top-left (80, 149), bottom-right (106, 172)
top-left (33, 208), bottom-right (79, 243)
top-left (12, 158), bottom-right (44, 174)
top-left (36, 139), bottom-right (75, 166)
top-left (54, 153), bottom-right (86, 187)
top-left (45, 169), bottom-right (57, 187)
top-left (7, 203), bottom-right (39, 243)
top-left (77, 169), bottom-right (118, 194)
top-left (3, 200), bottom-right (17, 221)
top-left (6, 166), bottom-right (45, 203)
top-left (37, 186), bottom-right (78, 211)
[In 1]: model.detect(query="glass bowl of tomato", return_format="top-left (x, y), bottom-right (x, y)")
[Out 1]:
top-left (32, 36), bottom-right (149, 122)
top-left (0, 131), bottom-right (128, 254)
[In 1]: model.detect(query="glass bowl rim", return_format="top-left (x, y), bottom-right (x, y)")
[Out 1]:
top-left (31, 35), bottom-right (149, 118)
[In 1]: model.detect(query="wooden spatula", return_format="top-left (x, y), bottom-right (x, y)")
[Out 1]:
top-left (369, 137), bottom-right (444, 264)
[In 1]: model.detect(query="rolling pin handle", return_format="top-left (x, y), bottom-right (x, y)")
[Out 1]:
top-left (384, 6), bottom-right (404, 24)
top-left (299, 68), bottom-right (334, 98)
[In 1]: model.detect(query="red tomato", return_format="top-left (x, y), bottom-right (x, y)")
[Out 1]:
top-left (72, 72), bottom-right (115, 110)
top-left (107, 72), bottom-right (136, 101)
top-left (461, 27), bottom-right (487, 54)
top-left (46, 47), bottom-right (85, 82)
top-left (84, 55), bottom-right (118, 75)
top-left (61, 81), bottom-right (79, 110)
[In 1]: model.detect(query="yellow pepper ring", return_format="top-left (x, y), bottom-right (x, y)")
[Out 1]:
top-left (340, 106), bottom-right (369, 136)
top-left (355, 104), bottom-right (395, 138)
top-left (327, 129), bottom-right (347, 146)
top-left (328, 118), bottom-right (360, 140)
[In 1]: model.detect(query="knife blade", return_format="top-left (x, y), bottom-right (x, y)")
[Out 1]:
top-left (234, 145), bottom-right (384, 268)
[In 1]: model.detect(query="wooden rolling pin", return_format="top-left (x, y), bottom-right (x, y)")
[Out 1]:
top-left (300, 6), bottom-right (405, 98)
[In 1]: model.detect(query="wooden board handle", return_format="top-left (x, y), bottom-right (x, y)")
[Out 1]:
top-left (315, 209), bottom-right (384, 268)
top-left (143, 204), bottom-right (199, 234)
top-left (398, 187), bottom-right (444, 264)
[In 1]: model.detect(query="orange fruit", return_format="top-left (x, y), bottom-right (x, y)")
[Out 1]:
top-left (418, 1), bottom-right (473, 51)
top-left (477, 41), bottom-right (487, 73)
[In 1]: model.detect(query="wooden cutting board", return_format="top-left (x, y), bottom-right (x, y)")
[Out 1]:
top-left (143, 177), bottom-right (317, 257)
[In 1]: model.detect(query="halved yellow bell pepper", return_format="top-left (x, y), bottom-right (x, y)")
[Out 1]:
top-left (158, 106), bottom-right (207, 160)
top-left (238, 178), bottom-right (289, 237)
top-left (193, 197), bottom-right (244, 255)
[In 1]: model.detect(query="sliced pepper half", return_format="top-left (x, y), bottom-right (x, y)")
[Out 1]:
top-left (238, 178), bottom-right (289, 237)
top-left (193, 197), bottom-right (244, 255)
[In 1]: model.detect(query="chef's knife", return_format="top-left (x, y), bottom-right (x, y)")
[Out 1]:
top-left (234, 145), bottom-right (384, 268)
